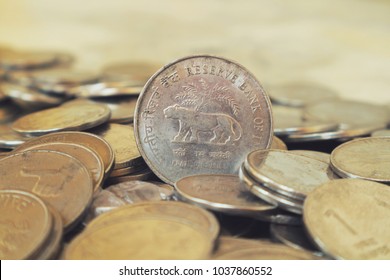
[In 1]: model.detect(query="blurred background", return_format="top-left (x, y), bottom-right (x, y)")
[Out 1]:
top-left (1, 0), bottom-right (389, 104)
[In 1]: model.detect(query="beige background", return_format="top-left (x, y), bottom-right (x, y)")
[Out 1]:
top-left (1, 0), bottom-right (389, 104)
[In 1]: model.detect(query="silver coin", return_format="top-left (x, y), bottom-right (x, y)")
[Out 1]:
top-left (134, 55), bottom-right (273, 184)
top-left (239, 165), bottom-right (303, 214)
top-left (175, 174), bottom-right (276, 216)
top-left (303, 99), bottom-right (389, 130)
top-left (273, 105), bottom-right (338, 136)
top-left (330, 137), bottom-right (390, 183)
top-left (268, 82), bottom-right (339, 107)
top-left (244, 149), bottom-right (337, 200)
top-left (289, 150), bottom-right (330, 164)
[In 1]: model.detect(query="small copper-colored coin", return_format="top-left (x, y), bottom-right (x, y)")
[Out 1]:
top-left (12, 103), bottom-right (111, 136)
top-left (271, 136), bottom-right (287, 150)
top-left (36, 205), bottom-right (63, 260)
top-left (15, 142), bottom-right (104, 192)
top-left (86, 201), bottom-right (219, 241)
top-left (213, 238), bottom-right (320, 260)
top-left (245, 149), bottom-right (337, 200)
top-left (304, 179), bottom-right (390, 259)
top-left (90, 123), bottom-right (142, 169)
top-left (330, 137), bottom-right (390, 183)
top-left (0, 190), bottom-right (52, 260)
top-left (13, 131), bottom-right (114, 176)
top-left (0, 150), bottom-right (93, 231)
top-left (65, 216), bottom-right (213, 260)
top-left (175, 174), bottom-right (276, 216)
top-left (290, 150), bottom-right (330, 164)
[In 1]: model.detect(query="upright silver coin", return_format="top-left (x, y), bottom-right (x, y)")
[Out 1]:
top-left (134, 55), bottom-right (273, 184)
top-left (330, 137), bottom-right (390, 183)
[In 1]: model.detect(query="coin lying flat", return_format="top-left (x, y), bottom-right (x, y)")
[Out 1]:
top-left (13, 131), bottom-right (114, 177)
top-left (90, 123), bottom-right (142, 170)
top-left (213, 237), bottom-right (319, 260)
top-left (87, 201), bottom-right (220, 241)
top-left (304, 179), bottom-right (390, 259)
top-left (135, 55), bottom-right (273, 184)
top-left (93, 97), bottom-right (138, 124)
top-left (0, 50), bottom-right (58, 70)
top-left (175, 174), bottom-right (276, 216)
top-left (104, 167), bottom-right (154, 184)
top-left (0, 190), bottom-right (52, 260)
top-left (371, 130), bottom-right (390, 137)
top-left (289, 150), bottom-right (330, 164)
top-left (12, 103), bottom-right (111, 136)
top-left (245, 149), bottom-right (337, 200)
top-left (0, 150), bottom-right (93, 231)
top-left (0, 124), bottom-right (31, 149)
top-left (330, 137), bottom-right (390, 183)
top-left (65, 216), bottom-right (213, 260)
top-left (15, 142), bottom-right (104, 192)
top-left (268, 82), bottom-right (339, 107)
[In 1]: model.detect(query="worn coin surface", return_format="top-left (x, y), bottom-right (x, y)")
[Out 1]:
top-left (245, 149), bottom-right (337, 200)
top-left (13, 131), bottom-right (114, 177)
top-left (90, 123), bottom-right (142, 170)
top-left (0, 190), bottom-right (52, 260)
top-left (330, 137), bottom-right (390, 182)
top-left (289, 150), bottom-right (330, 164)
top-left (0, 150), bottom-right (93, 231)
top-left (135, 55), bottom-right (273, 184)
top-left (268, 82), bottom-right (339, 107)
top-left (175, 174), bottom-right (276, 216)
top-left (15, 142), bottom-right (104, 191)
top-left (304, 179), bottom-right (390, 259)
top-left (65, 216), bottom-right (213, 260)
top-left (12, 103), bottom-right (111, 136)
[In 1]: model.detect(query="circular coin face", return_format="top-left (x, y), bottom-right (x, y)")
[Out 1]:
top-left (330, 137), bottom-right (390, 182)
top-left (304, 179), bottom-right (390, 259)
top-left (0, 190), bottom-right (52, 260)
top-left (134, 55), bottom-right (273, 184)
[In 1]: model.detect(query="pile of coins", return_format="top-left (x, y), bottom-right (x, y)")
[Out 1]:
top-left (1, 46), bottom-right (390, 260)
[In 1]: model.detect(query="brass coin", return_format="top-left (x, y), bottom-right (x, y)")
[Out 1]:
top-left (0, 190), bottom-right (52, 260)
top-left (303, 179), bottom-right (390, 259)
top-left (273, 105), bottom-right (339, 136)
top-left (239, 165), bottom-right (303, 214)
top-left (65, 216), bottom-right (213, 260)
top-left (36, 205), bottom-right (63, 260)
top-left (268, 82), bottom-right (339, 107)
top-left (90, 123), bottom-right (142, 170)
top-left (15, 142), bottom-right (104, 192)
top-left (135, 55), bottom-right (273, 184)
top-left (0, 50), bottom-right (58, 70)
top-left (93, 96), bottom-right (138, 124)
top-left (13, 131), bottom-right (114, 177)
top-left (304, 99), bottom-right (389, 131)
top-left (86, 201), bottom-right (219, 241)
top-left (0, 150), bottom-right (93, 231)
top-left (108, 163), bottom-right (147, 178)
top-left (0, 124), bottom-right (30, 149)
top-left (12, 103), bottom-right (111, 136)
top-left (245, 149), bottom-right (337, 200)
top-left (271, 136), bottom-right (287, 150)
top-left (69, 82), bottom-right (142, 98)
top-left (104, 167), bottom-right (154, 184)
top-left (175, 174), bottom-right (276, 216)
top-left (330, 137), bottom-right (390, 183)
top-left (290, 150), bottom-right (330, 164)
top-left (0, 82), bottom-right (64, 109)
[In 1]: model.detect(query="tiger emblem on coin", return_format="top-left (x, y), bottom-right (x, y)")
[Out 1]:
top-left (164, 104), bottom-right (242, 144)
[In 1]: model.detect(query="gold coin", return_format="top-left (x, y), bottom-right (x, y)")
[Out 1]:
top-left (0, 150), bottom-right (93, 231)
top-left (304, 179), bottom-right (390, 259)
top-left (65, 216), bottom-right (213, 260)
top-left (0, 124), bottom-right (30, 149)
top-left (330, 137), bottom-right (390, 183)
top-left (13, 131), bottom-right (114, 177)
top-left (36, 205), bottom-right (63, 260)
top-left (108, 163), bottom-right (147, 178)
top-left (175, 174), bottom-right (276, 216)
top-left (0, 50), bottom-right (58, 70)
top-left (271, 136), bottom-right (287, 150)
top-left (86, 201), bottom-right (219, 241)
top-left (104, 167), bottom-right (154, 184)
top-left (90, 123), bottom-right (142, 169)
top-left (12, 103), bottom-right (111, 136)
top-left (0, 189), bottom-right (52, 260)
top-left (15, 142), bottom-right (104, 192)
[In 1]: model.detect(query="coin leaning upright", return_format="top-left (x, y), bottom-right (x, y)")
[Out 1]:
top-left (134, 55), bottom-right (273, 184)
